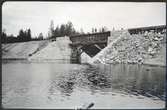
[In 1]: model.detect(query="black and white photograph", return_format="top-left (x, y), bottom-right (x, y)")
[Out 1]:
top-left (1, 1), bottom-right (166, 109)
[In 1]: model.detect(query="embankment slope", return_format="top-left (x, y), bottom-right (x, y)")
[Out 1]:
top-left (28, 37), bottom-right (72, 61)
top-left (2, 40), bottom-right (49, 59)
top-left (2, 37), bottom-right (72, 61)
top-left (90, 30), bottom-right (166, 66)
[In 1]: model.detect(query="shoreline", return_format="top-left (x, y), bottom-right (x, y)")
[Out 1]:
top-left (2, 58), bottom-right (166, 67)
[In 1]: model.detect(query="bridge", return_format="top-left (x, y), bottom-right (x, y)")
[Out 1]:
top-left (68, 25), bottom-right (166, 63)
top-left (128, 25), bottom-right (166, 34)
top-left (69, 31), bottom-right (110, 63)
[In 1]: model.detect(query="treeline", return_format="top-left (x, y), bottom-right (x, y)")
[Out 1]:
top-left (1, 29), bottom-right (32, 43)
top-left (17, 29), bottom-right (32, 42)
top-left (48, 21), bottom-right (108, 39)
top-left (48, 21), bottom-right (80, 39)
top-left (1, 21), bottom-right (78, 43)
top-left (2, 20), bottom-right (109, 43)
top-left (1, 29), bottom-right (45, 43)
top-left (1, 32), bottom-right (18, 43)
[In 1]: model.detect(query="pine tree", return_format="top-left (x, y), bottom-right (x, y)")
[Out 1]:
top-left (38, 33), bottom-right (43, 40)
top-left (48, 20), bottom-right (54, 38)
top-left (27, 29), bottom-right (31, 41)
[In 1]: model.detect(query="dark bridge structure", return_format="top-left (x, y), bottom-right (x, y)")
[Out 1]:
top-left (69, 31), bottom-right (110, 63)
top-left (128, 25), bottom-right (166, 34)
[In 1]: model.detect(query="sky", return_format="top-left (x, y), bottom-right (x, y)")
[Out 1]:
top-left (2, 2), bottom-right (166, 38)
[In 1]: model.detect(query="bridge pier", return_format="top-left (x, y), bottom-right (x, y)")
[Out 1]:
top-left (70, 45), bottom-right (83, 63)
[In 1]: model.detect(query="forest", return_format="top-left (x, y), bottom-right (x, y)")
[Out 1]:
top-left (1, 21), bottom-right (108, 43)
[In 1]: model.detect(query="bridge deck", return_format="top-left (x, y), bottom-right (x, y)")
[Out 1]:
top-left (70, 31), bottom-right (110, 45)
top-left (128, 25), bottom-right (166, 34)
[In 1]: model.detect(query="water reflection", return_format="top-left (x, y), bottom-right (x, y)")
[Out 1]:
top-left (47, 63), bottom-right (165, 101)
top-left (57, 75), bottom-right (75, 96)
top-left (47, 65), bottom-right (88, 98)
top-left (94, 64), bottom-right (165, 100)
top-left (84, 67), bottom-right (112, 89)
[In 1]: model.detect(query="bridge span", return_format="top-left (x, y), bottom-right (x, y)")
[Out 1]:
top-left (69, 31), bottom-right (110, 63)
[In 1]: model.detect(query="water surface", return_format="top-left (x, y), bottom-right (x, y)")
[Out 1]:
top-left (2, 61), bottom-right (165, 109)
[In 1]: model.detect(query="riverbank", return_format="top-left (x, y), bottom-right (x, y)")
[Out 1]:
top-left (2, 40), bottom-right (49, 59)
top-left (2, 37), bottom-right (72, 61)
top-left (2, 31), bottom-right (166, 67)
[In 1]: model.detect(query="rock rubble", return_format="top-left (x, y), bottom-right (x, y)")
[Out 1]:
top-left (91, 30), bottom-right (166, 66)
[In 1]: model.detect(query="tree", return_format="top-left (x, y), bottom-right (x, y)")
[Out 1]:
top-left (65, 21), bottom-right (74, 36)
top-left (80, 28), bottom-right (84, 34)
top-left (60, 24), bottom-right (66, 36)
top-left (92, 28), bottom-right (94, 33)
top-left (98, 26), bottom-right (108, 33)
top-left (48, 21), bottom-right (78, 38)
top-left (54, 25), bottom-right (60, 37)
top-left (71, 27), bottom-right (77, 35)
top-left (1, 29), bottom-right (7, 43)
top-left (103, 26), bottom-right (108, 32)
top-left (17, 29), bottom-right (31, 42)
top-left (48, 20), bottom-right (54, 38)
top-left (38, 33), bottom-right (43, 40)
top-left (17, 29), bottom-right (25, 42)
top-left (95, 28), bottom-right (97, 33)
top-left (99, 28), bottom-right (102, 32)
top-left (7, 34), bottom-right (18, 43)
top-left (27, 29), bottom-right (31, 41)
top-left (101, 26), bottom-right (108, 32)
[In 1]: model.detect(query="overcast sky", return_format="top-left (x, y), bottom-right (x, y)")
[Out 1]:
top-left (2, 2), bottom-right (166, 37)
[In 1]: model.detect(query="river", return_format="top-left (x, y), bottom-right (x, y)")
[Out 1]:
top-left (2, 60), bottom-right (166, 109)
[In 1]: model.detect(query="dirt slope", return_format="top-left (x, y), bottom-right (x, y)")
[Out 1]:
top-left (2, 40), bottom-right (49, 59)
top-left (28, 36), bottom-right (72, 61)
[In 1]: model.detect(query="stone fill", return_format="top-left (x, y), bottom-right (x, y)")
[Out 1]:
top-left (90, 30), bottom-right (166, 66)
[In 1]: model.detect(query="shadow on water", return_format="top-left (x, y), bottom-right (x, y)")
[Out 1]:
top-left (48, 78), bottom-right (75, 97)
top-left (82, 66), bottom-right (112, 89)
top-left (48, 68), bottom-right (81, 97)
top-left (47, 63), bottom-right (165, 101)
top-left (94, 64), bottom-right (166, 101)
top-left (57, 75), bottom-right (76, 96)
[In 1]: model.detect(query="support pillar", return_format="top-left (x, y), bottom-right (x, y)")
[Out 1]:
top-left (70, 45), bottom-right (83, 64)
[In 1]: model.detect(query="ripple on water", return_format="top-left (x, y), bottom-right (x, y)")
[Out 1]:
top-left (2, 62), bottom-right (165, 108)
